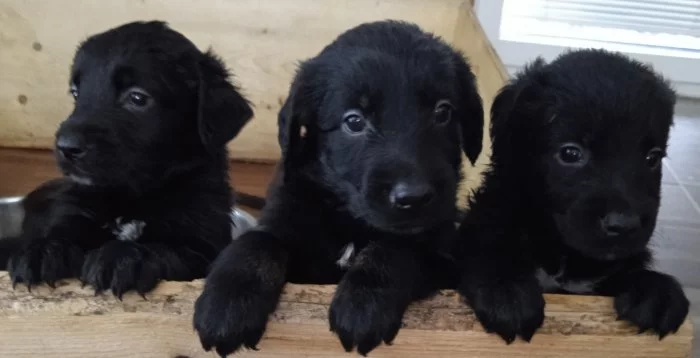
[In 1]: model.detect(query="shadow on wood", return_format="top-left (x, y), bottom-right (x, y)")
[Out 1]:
top-left (0, 272), bottom-right (692, 357)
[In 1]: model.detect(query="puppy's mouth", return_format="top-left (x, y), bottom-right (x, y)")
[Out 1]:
top-left (68, 174), bottom-right (94, 186)
top-left (364, 209), bottom-right (448, 235)
top-left (58, 163), bottom-right (95, 186)
top-left (383, 223), bottom-right (431, 235)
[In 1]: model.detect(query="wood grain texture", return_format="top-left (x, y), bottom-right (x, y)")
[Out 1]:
top-left (0, 272), bottom-right (692, 358)
top-left (0, 0), bottom-right (506, 200)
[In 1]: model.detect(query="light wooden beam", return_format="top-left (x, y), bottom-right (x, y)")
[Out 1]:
top-left (0, 272), bottom-right (692, 357)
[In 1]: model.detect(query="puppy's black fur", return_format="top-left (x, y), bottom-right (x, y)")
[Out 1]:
top-left (193, 20), bottom-right (484, 357)
top-left (455, 49), bottom-right (689, 343)
top-left (5, 21), bottom-right (253, 297)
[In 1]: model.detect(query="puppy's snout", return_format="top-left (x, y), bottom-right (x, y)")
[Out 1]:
top-left (56, 134), bottom-right (87, 161)
top-left (600, 212), bottom-right (641, 237)
top-left (389, 182), bottom-right (435, 210)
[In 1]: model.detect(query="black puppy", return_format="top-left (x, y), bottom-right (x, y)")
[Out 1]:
top-left (193, 20), bottom-right (484, 357)
top-left (455, 49), bottom-right (689, 343)
top-left (6, 21), bottom-right (253, 297)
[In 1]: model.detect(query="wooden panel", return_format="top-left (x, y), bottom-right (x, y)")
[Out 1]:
top-left (0, 273), bottom-right (692, 357)
top-left (0, 0), bottom-right (506, 170)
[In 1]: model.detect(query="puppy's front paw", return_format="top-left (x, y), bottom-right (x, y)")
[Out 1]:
top-left (80, 241), bottom-right (161, 298)
top-left (615, 270), bottom-right (689, 338)
top-left (193, 275), bottom-right (279, 357)
top-left (329, 280), bottom-right (406, 356)
top-left (8, 238), bottom-right (83, 289)
top-left (462, 277), bottom-right (545, 344)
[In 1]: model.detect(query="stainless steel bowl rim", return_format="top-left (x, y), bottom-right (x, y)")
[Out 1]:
top-left (0, 196), bottom-right (258, 240)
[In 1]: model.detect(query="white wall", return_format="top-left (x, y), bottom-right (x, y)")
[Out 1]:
top-left (474, 0), bottom-right (700, 99)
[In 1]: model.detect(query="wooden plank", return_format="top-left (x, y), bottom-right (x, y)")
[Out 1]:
top-left (0, 272), bottom-right (692, 357)
top-left (0, 0), bottom-right (503, 161)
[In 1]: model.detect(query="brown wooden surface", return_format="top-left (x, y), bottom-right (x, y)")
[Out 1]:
top-left (0, 148), bottom-right (275, 207)
top-left (0, 272), bottom-right (693, 358)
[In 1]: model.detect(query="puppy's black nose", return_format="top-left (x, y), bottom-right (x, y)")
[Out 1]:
top-left (601, 212), bottom-right (641, 237)
top-left (56, 135), bottom-right (86, 161)
top-left (390, 182), bottom-right (435, 210)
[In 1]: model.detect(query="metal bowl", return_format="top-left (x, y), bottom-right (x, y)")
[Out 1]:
top-left (0, 196), bottom-right (24, 239)
top-left (0, 196), bottom-right (257, 240)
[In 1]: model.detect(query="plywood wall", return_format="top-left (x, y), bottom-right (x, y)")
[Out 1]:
top-left (0, 0), bottom-right (508, 197)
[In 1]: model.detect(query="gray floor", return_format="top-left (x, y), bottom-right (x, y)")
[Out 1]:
top-left (651, 99), bottom-right (700, 357)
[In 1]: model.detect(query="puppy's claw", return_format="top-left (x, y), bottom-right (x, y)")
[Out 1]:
top-left (503, 335), bottom-right (515, 345)
top-left (338, 332), bottom-right (355, 352)
top-left (357, 337), bottom-right (382, 356)
top-left (198, 337), bottom-right (213, 352)
top-left (521, 327), bottom-right (537, 343)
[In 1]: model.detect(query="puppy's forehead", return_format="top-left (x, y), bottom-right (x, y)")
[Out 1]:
top-left (327, 51), bottom-right (455, 111)
top-left (543, 61), bottom-right (674, 148)
top-left (71, 23), bottom-right (198, 85)
top-left (549, 96), bottom-right (671, 151)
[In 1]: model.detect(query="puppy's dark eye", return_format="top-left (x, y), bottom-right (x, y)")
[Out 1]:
top-left (121, 87), bottom-right (152, 110)
top-left (69, 85), bottom-right (79, 100)
top-left (434, 100), bottom-right (453, 125)
top-left (557, 144), bottom-right (586, 166)
top-left (645, 148), bottom-right (664, 169)
top-left (128, 91), bottom-right (150, 107)
top-left (342, 110), bottom-right (367, 134)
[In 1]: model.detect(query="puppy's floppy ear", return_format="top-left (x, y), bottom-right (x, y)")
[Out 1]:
top-left (453, 55), bottom-right (485, 165)
top-left (278, 62), bottom-right (323, 180)
top-left (489, 58), bottom-right (548, 151)
top-left (196, 50), bottom-right (254, 154)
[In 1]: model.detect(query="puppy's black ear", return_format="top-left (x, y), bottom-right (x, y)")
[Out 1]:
top-left (453, 55), bottom-right (485, 165)
top-left (277, 63), bottom-right (322, 180)
top-left (489, 58), bottom-right (548, 151)
top-left (196, 50), bottom-right (254, 154)
top-left (277, 94), bottom-right (302, 179)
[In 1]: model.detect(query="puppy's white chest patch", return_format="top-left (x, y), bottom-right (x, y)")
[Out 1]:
top-left (336, 243), bottom-right (356, 269)
top-left (110, 217), bottom-right (147, 241)
top-left (535, 267), bottom-right (597, 294)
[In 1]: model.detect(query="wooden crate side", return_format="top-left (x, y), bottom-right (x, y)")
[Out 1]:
top-left (0, 273), bottom-right (692, 357)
